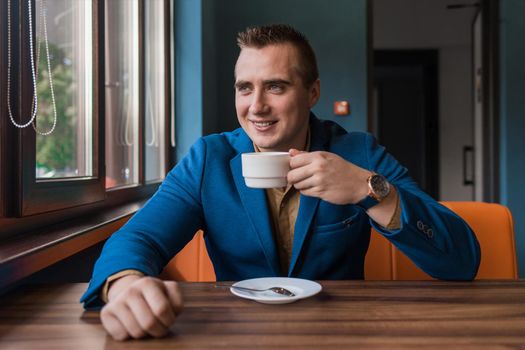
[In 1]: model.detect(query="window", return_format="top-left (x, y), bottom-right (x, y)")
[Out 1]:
top-left (35, 0), bottom-right (94, 180)
top-left (145, 0), bottom-right (168, 182)
top-left (105, 0), bottom-right (140, 189)
top-left (0, 0), bottom-right (173, 229)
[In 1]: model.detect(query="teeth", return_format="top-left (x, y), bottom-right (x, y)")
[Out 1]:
top-left (253, 121), bottom-right (275, 127)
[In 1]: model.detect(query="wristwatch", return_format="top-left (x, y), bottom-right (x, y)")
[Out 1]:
top-left (356, 173), bottom-right (391, 210)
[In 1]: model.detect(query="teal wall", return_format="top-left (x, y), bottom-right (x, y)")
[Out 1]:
top-left (499, 0), bottom-right (525, 277)
top-left (174, 0), bottom-right (204, 160)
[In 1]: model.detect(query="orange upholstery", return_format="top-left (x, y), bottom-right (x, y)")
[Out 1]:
top-left (161, 202), bottom-right (518, 281)
top-left (160, 231), bottom-right (215, 281)
top-left (365, 201), bottom-right (518, 280)
top-left (443, 201), bottom-right (517, 279)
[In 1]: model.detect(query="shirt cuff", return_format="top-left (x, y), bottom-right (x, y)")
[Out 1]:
top-left (385, 193), bottom-right (402, 230)
top-left (100, 269), bottom-right (144, 303)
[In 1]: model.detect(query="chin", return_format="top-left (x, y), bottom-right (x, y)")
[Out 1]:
top-left (252, 139), bottom-right (278, 151)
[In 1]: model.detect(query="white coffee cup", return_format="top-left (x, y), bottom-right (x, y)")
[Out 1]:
top-left (241, 152), bottom-right (291, 188)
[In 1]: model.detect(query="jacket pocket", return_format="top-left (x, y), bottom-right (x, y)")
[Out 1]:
top-left (313, 212), bottom-right (360, 234)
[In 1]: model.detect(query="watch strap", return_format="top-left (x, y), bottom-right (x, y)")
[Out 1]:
top-left (356, 194), bottom-right (380, 210)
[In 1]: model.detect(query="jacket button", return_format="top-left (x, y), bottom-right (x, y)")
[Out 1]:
top-left (343, 218), bottom-right (353, 228)
top-left (417, 220), bottom-right (424, 230)
top-left (426, 228), bottom-right (434, 238)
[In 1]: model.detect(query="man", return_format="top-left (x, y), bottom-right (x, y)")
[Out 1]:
top-left (82, 24), bottom-right (480, 341)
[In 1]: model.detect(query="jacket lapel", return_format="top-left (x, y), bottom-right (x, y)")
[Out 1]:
top-left (230, 137), bottom-right (281, 276)
top-left (287, 194), bottom-right (320, 276)
top-left (288, 115), bottom-right (328, 276)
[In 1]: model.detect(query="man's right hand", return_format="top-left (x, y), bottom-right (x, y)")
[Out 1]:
top-left (100, 275), bottom-right (183, 341)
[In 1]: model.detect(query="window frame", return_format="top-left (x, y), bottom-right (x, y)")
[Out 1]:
top-left (17, 0), bottom-right (105, 216)
top-left (0, 0), bottom-right (9, 217)
top-left (144, 0), bottom-right (173, 184)
top-left (0, 0), bottom-right (174, 235)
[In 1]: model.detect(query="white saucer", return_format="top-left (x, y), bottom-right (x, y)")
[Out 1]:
top-left (230, 277), bottom-right (322, 304)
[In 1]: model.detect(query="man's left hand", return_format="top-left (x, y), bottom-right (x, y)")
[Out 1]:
top-left (287, 149), bottom-right (371, 205)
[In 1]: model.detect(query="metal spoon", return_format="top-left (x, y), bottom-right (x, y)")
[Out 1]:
top-left (216, 284), bottom-right (295, 297)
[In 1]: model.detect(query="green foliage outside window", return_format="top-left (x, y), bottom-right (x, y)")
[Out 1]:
top-left (35, 42), bottom-right (76, 177)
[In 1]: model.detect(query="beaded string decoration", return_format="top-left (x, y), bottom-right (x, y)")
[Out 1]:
top-left (7, 0), bottom-right (57, 135)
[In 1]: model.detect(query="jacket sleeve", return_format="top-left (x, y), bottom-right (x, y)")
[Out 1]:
top-left (80, 138), bottom-right (208, 309)
top-left (364, 133), bottom-right (481, 280)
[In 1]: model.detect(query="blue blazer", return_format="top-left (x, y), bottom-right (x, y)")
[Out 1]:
top-left (81, 115), bottom-right (480, 308)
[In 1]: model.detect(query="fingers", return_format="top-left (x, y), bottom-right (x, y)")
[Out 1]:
top-left (128, 293), bottom-right (169, 338)
top-left (117, 304), bottom-right (148, 339)
top-left (288, 151), bottom-right (328, 186)
top-left (289, 151), bottom-right (313, 169)
top-left (288, 148), bottom-right (305, 157)
top-left (164, 281), bottom-right (184, 316)
top-left (101, 301), bottom-right (146, 340)
top-left (288, 150), bottom-right (370, 205)
top-left (100, 308), bottom-right (129, 341)
top-left (100, 277), bottom-right (183, 341)
top-left (291, 175), bottom-right (317, 191)
top-left (287, 166), bottom-right (315, 186)
top-left (142, 281), bottom-right (178, 330)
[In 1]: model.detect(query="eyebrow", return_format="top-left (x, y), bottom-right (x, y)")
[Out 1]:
top-left (234, 79), bottom-right (293, 89)
top-left (263, 79), bottom-right (292, 86)
top-left (234, 80), bottom-right (251, 89)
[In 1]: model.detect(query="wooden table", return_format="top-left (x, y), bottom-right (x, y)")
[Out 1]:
top-left (1, 281), bottom-right (524, 349)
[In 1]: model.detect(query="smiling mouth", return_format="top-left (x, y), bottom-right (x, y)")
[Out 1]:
top-left (251, 121), bottom-right (277, 128)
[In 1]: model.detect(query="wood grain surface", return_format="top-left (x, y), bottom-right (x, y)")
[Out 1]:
top-left (1, 281), bottom-right (524, 349)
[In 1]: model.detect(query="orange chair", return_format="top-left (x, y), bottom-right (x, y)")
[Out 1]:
top-left (365, 201), bottom-right (518, 280)
top-left (161, 202), bottom-right (518, 281)
top-left (160, 230), bottom-right (215, 282)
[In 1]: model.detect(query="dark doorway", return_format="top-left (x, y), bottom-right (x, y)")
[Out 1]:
top-left (373, 50), bottom-right (439, 199)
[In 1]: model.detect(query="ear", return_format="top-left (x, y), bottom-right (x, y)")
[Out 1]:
top-left (308, 79), bottom-right (321, 108)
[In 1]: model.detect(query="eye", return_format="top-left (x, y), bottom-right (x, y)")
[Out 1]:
top-left (236, 84), bottom-right (252, 95)
top-left (268, 84), bottom-right (284, 93)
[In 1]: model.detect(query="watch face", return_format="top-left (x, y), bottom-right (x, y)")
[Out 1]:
top-left (370, 174), bottom-right (390, 198)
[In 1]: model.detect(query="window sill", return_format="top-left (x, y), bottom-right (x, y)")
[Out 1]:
top-left (0, 200), bottom-right (146, 291)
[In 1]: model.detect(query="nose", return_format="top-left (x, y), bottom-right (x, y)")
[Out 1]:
top-left (248, 90), bottom-right (270, 115)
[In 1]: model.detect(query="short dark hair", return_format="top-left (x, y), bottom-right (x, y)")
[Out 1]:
top-left (236, 24), bottom-right (319, 87)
